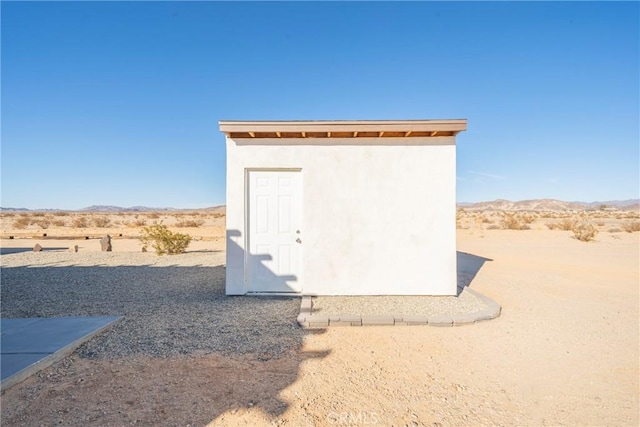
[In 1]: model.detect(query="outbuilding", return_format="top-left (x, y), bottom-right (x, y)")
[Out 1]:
top-left (219, 119), bottom-right (467, 296)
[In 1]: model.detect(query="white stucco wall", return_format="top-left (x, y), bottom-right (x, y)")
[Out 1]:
top-left (225, 137), bottom-right (457, 296)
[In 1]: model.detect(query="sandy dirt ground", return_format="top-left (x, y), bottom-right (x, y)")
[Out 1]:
top-left (1, 211), bottom-right (639, 426)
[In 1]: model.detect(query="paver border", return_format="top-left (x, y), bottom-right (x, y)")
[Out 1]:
top-left (297, 289), bottom-right (501, 328)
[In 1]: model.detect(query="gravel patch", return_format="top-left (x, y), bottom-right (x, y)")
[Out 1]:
top-left (310, 267), bottom-right (490, 318)
top-left (312, 290), bottom-right (487, 317)
top-left (1, 251), bottom-right (303, 359)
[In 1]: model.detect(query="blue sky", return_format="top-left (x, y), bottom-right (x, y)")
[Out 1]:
top-left (2, 1), bottom-right (638, 209)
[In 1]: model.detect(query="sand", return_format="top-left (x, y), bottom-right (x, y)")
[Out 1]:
top-left (1, 211), bottom-right (638, 426)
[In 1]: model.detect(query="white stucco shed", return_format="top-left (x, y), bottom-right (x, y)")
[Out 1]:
top-left (219, 119), bottom-right (467, 296)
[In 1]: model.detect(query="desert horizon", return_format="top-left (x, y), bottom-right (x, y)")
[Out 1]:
top-left (2, 197), bottom-right (639, 213)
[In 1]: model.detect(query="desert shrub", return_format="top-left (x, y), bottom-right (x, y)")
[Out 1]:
top-left (486, 224), bottom-right (501, 230)
top-left (2, 213), bottom-right (16, 217)
top-left (71, 216), bottom-right (89, 228)
top-left (140, 223), bottom-right (191, 255)
top-left (572, 222), bottom-right (598, 242)
top-left (31, 212), bottom-right (45, 217)
top-left (550, 217), bottom-right (579, 231)
top-left (92, 216), bottom-right (112, 228)
top-left (596, 221), bottom-right (605, 227)
top-left (212, 213), bottom-right (224, 219)
top-left (51, 219), bottom-right (66, 227)
top-left (175, 219), bottom-right (205, 228)
top-left (13, 217), bottom-right (31, 229)
top-left (147, 213), bottom-right (160, 219)
top-left (621, 221), bottom-right (640, 233)
top-left (608, 227), bottom-right (623, 233)
top-left (56, 211), bottom-right (70, 216)
top-left (124, 219), bottom-right (147, 227)
top-left (34, 219), bottom-right (51, 229)
top-left (456, 208), bottom-right (466, 229)
top-left (500, 212), bottom-right (533, 230)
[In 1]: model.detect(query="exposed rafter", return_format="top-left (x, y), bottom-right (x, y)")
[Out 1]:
top-left (219, 119), bottom-right (468, 139)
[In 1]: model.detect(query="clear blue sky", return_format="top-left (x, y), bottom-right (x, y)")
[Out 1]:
top-left (2, 1), bottom-right (638, 209)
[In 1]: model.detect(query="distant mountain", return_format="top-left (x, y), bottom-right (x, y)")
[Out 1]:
top-left (458, 199), bottom-right (640, 212)
top-left (0, 207), bottom-right (65, 212)
top-left (80, 205), bottom-right (178, 212)
top-left (3, 199), bottom-right (638, 213)
top-left (0, 207), bottom-right (32, 212)
top-left (0, 205), bottom-right (224, 212)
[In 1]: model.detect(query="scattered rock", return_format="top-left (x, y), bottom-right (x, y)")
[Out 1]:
top-left (69, 245), bottom-right (79, 253)
top-left (33, 243), bottom-right (42, 252)
top-left (141, 247), bottom-right (147, 253)
top-left (100, 235), bottom-right (112, 252)
top-left (257, 352), bottom-right (272, 362)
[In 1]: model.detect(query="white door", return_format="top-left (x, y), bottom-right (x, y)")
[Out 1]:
top-left (247, 170), bottom-right (302, 293)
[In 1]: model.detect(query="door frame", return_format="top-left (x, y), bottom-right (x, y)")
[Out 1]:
top-left (244, 168), bottom-right (303, 294)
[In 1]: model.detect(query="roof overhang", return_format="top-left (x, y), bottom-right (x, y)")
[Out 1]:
top-left (219, 119), bottom-right (467, 139)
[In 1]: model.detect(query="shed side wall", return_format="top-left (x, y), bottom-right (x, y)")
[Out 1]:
top-left (225, 137), bottom-right (457, 295)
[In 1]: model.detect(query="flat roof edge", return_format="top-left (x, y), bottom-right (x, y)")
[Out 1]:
top-left (219, 119), bottom-right (467, 135)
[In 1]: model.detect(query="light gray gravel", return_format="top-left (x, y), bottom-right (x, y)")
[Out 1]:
top-left (1, 251), bottom-right (303, 359)
top-left (312, 290), bottom-right (487, 317)
top-left (311, 266), bottom-right (489, 317)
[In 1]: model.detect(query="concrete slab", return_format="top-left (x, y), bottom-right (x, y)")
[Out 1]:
top-left (1, 316), bottom-right (121, 391)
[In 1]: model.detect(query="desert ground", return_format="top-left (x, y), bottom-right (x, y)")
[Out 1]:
top-left (1, 208), bottom-right (638, 426)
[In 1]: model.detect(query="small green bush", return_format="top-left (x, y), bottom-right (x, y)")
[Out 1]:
top-left (140, 223), bottom-right (191, 255)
